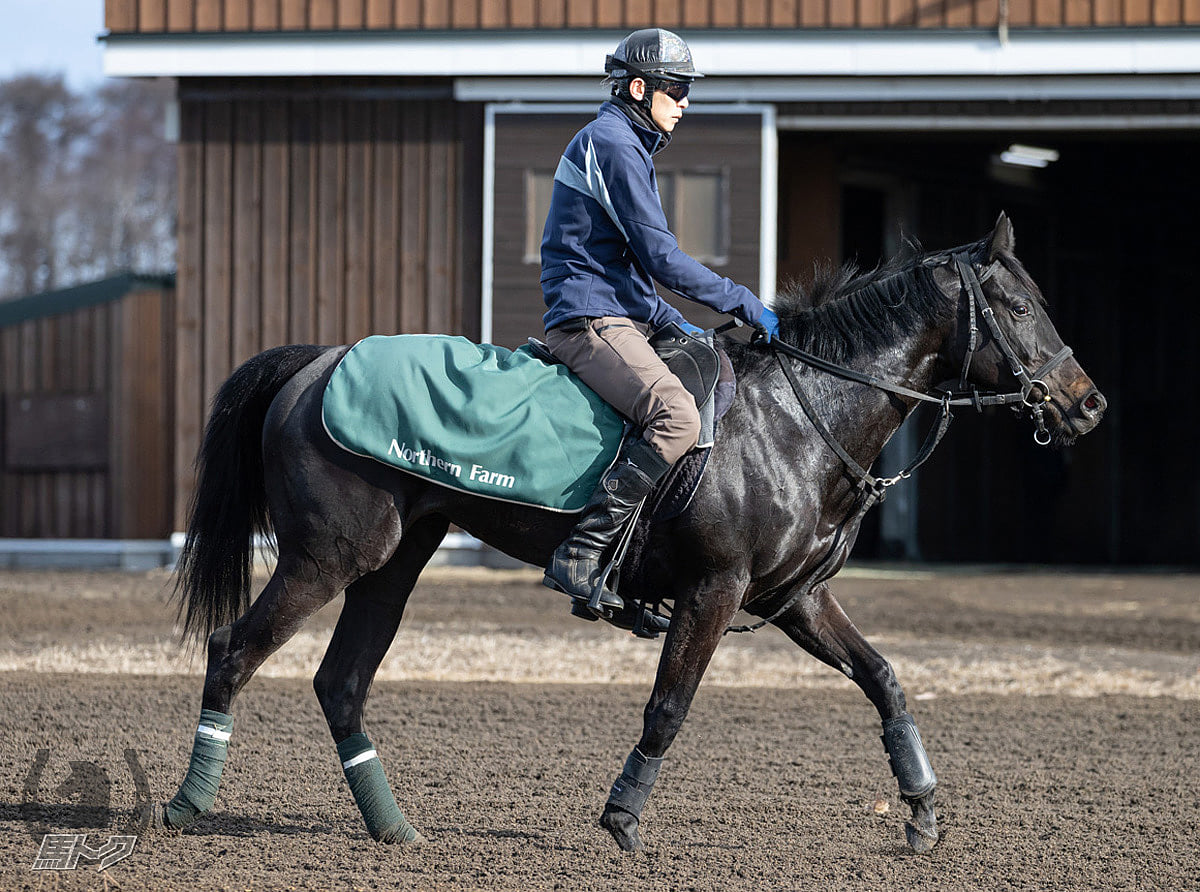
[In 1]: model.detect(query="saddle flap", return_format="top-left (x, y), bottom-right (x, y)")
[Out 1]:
top-left (648, 322), bottom-right (721, 409)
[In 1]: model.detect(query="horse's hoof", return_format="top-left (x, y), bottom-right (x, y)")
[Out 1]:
top-left (378, 823), bottom-right (426, 844)
top-left (600, 804), bottom-right (644, 852)
top-left (136, 801), bottom-right (178, 834)
top-left (904, 821), bottom-right (938, 854)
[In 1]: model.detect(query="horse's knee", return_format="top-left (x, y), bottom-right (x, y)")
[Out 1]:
top-left (874, 659), bottom-right (908, 713)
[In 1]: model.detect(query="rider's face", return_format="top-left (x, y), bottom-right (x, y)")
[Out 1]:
top-left (650, 88), bottom-right (687, 132)
top-left (629, 78), bottom-right (689, 133)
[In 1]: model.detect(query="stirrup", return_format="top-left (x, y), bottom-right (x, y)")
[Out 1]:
top-left (587, 560), bottom-right (624, 614)
top-left (573, 599), bottom-right (672, 639)
top-left (569, 599), bottom-right (601, 622)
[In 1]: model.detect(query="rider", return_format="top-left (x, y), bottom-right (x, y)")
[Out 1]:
top-left (541, 28), bottom-right (780, 614)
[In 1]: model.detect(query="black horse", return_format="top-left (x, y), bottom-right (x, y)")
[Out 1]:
top-left (152, 214), bottom-right (1104, 854)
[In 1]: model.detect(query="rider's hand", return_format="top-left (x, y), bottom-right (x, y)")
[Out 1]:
top-left (679, 320), bottom-right (705, 337)
top-left (753, 308), bottom-right (780, 344)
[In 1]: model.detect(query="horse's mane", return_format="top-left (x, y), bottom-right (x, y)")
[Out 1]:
top-left (728, 237), bottom-right (994, 381)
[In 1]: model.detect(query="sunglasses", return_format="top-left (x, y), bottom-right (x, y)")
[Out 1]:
top-left (657, 81), bottom-right (690, 102)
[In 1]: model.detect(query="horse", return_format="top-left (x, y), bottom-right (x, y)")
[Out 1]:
top-left (149, 213), bottom-right (1105, 854)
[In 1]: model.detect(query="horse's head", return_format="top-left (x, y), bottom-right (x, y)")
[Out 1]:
top-left (933, 213), bottom-right (1106, 446)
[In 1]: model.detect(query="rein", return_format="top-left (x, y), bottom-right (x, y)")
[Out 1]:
top-left (726, 253), bottom-right (1075, 635)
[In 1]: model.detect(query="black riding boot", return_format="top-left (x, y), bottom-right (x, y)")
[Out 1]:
top-left (543, 437), bottom-right (671, 611)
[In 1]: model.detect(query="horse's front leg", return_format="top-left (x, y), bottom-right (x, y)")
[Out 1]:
top-left (601, 575), bottom-right (744, 851)
top-left (770, 581), bottom-right (939, 853)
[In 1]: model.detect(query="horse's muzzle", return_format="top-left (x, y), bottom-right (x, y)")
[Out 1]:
top-left (1057, 382), bottom-right (1106, 442)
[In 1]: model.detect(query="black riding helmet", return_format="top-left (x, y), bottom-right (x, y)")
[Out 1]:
top-left (604, 29), bottom-right (702, 137)
top-left (604, 28), bottom-right (704, 84)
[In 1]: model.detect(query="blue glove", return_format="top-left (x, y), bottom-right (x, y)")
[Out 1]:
top-left (678, 320), bottom-right (705, 337)
top-left (754, 307), bottom-right (780, 344)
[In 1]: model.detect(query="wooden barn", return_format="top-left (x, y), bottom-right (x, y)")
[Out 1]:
top-left (0, 273), bottom-right (176, 542)
top-left (98, 2), bottom-right (1200, 565)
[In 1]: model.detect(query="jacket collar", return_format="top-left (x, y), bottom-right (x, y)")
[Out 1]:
top-left (600, 100), bottom-right (668, 156)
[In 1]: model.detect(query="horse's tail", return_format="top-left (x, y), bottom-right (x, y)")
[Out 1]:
top-left (174, 344), bottom-right (328, 642)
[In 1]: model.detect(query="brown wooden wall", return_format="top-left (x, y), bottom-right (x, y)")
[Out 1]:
top-left (106, 0), bottom-right (1200, 32)
top-left (175, 78), bottom-right (484, 529)
top-left (0, 285), bottom-right (176, 539)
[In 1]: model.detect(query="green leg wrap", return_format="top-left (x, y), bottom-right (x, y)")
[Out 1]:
top-left (337, 733), bottom-right (419, 843)
top-left (164, 709), bottom-right (233, 829)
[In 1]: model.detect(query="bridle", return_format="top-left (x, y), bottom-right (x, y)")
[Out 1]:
top-left (947, 252), bottom-right (1074, 446)
top-left (767, 250), bottom-right (1077, 491)
top-left (726, 251), bottom-right (1075, 634)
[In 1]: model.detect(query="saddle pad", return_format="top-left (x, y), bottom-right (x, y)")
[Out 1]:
top-left (321, 334), bottom-right (626, 512)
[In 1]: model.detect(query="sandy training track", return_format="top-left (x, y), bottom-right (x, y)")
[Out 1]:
top-left (1, 566), bottom-right (1197, 890)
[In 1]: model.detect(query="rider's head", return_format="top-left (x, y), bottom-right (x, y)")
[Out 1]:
top-left (604, 28), bottom-right (702, 135)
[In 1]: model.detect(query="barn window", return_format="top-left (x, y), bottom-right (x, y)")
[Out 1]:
top-left (657, 169), bottom-right (730, 265)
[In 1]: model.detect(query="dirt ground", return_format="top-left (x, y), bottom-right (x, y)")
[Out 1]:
top-left (0, 565), bottom-right (1197, 891)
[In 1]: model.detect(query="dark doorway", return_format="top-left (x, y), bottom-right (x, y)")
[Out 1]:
top-left (777, 129), bottom-right (1200, 565)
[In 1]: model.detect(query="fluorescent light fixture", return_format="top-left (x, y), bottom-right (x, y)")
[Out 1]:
top-left (998, 143), bottom-right (1061, 168)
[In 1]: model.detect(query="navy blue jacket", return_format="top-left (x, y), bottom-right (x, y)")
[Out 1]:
top-left (541, 102), bottom-right (764, 332)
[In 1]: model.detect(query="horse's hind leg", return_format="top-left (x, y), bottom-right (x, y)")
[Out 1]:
top-left (771, 581), bottom-right (939, 852)
top-left (313, 516), bottom-right (449, 843)
top-left (156, 553), bottom-right (364, 832)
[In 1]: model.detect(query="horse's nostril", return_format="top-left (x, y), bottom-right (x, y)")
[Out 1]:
top-left (1081, 390), bottom-right (1106, 417)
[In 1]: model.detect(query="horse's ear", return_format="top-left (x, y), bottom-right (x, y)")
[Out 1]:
top-left (988, 212), bottom-right (1015, 258)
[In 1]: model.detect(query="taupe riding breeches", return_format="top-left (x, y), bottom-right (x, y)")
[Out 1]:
top-left (544, 316), bottom-right (701, 466)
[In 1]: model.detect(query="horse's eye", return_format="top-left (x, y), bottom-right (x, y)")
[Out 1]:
top-left (1011, 302), bottom-right (1031, 318)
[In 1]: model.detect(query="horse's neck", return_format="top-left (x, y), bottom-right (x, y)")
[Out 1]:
top-left (756, 318), bottom-right (948, 478)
